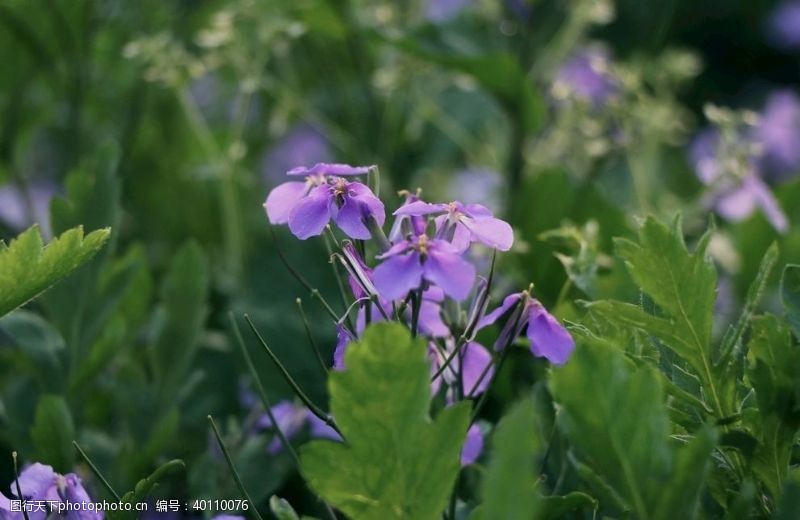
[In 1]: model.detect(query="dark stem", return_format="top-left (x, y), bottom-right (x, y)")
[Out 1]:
top-left (410, 287), bottom-right (423, 337)
top-left (295, 298), bottom-right (330, 375)
top-left (12, 452), bottom-right (31, 520)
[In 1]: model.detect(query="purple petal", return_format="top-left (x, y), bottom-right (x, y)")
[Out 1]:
top-left (287, 184), bottom-right (332, 239)
top-left (423, 241), bottom-right (476, 300)
top-left (460, 424), bottom-right (484, 466)
top-left (417, 300), bottom-right (450, 337)
top-left (688, 129), bottom-right (722, 185)
top-left (15, 463), bottom-right (56, 501)
top-left (377, 239), bottom-right (413, 259)
top-left (462, 216), bottom-right (514, 251)
top-left (715, 184), bottom-right (757, 222)
top-left (308, 414), bottom-right (342, 441)
top-left (334, 183), bottom-right (385, 239)
top-left (372, 252), bottom-right (424, 300)
top-left (525, 301), bottom-right (575, 364)
top-left (766, 1), bottom-right (800, 50)
top-left (746, 175), bottom-right (789, 233)
top-left (63, 474), bottom-right (102, 520)
top-left (477, 293), bottom-right (523, 331)
top-left (461, 203), bottom-right (494, 218)
top-left (450, 222), bottom-right (472, 253)
top-left (428, 344), bottom-right (444, 396)
top-left (755, 90), bottom-right (800, 179)
top-left (461, 342), bottom-right (494, 396)
top-left (264, 181), bottom-right (310, 224)
top-left (333, 324), bottom-right (356, 370)
top-left (393, 200), bottom-right (446, 216)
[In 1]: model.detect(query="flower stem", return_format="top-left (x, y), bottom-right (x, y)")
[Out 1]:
top-left (72, 443), bottom-right (122, 502)
top-left (12, 452), bottom-right (31, 520)
top-left (243, 314), bottom-right (343, 438)
top-left (295, 299), bottom-right (330, 376)
top-left (207, 415), bottom-right (265, 520)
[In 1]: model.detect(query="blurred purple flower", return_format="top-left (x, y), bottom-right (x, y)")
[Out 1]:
top-left (256, 401), bottom-right (342, 454)
top-left (449, 168), bottom-right (503, 212)
top-left (460, 424), bottom-right (484, 466)
top-left (688, 129), bottom-right (789, 233)
top-left (1, 463), bottom-right (101, 520)
top-left (372, 234), bottom-right (476, 301)
top-left (554, 47), bottom-right (618, 106)
top-left (425, 0), bottom-right (472, 23)
top-left (395, 200), bottom-right (513, 252)
top-left (755, 90), bottom-right (800, 180)
top-left (262, 124), bottom-right (331, 184)
top-left (766, 1), bottom-right (800, 50)
top-left (0, 181), bottom-right (58, 238)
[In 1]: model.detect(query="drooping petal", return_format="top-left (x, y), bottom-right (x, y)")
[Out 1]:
top-left (373, 252), bottom-right (425, 300)
top-left (461, 216), bottom-right (514, 251)
top-left (258, 401), bottom-right (309, 455)
top-left (745, 174), bottom-right (789, 233)
top-left (460, 424), bottom-right (484, 466)
top-left (393, 200), bottom-right (447, 216)
top-left (334, 183), bottom-right (385, 239)
top-left (449, 221), bottom-right (472, 253)
top-left (525, 301), bottom-right (575, 365)
top-left (423, 241), bottom-right (476, 300)
top-left (264, 181), bottom-right (310, 224)
top-left (461, 342), bottom-right (494, 396)
top-left (333, 324), bottom-right (356, 370)
top-left (416, 300), bottom-right (450, 337)
top-left (476, 293), bottom-right (524, 331)
top-left (287, 184), bottom-right (332, 239)
top-left (15, 463), bottom-right (57, 501)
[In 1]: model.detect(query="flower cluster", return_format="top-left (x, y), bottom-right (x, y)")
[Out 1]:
top-left (263, 163), bottom-right (575, 464)
top-left (0, 463), bottom-right (100, 520)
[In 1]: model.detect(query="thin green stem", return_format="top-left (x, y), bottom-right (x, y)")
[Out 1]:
top-left (295, 298), bottom-right (330, 375)
top-left (208, 415), bottom-right (265, 520)
top-left (244, 314), bottom-right (342, 437)
top-left (12, 452), bottom-right (31, 520)
top-left (72, 443), bottom-right (122, 502)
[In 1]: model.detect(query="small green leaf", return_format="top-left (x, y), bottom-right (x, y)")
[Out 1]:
top-left (300, 323), bottom-right (471, 520)
top-left (30, 395), bottom-right (75, 474)
top-left (0, 225), bottom-right (110, 318)
top-left (781, 264), bottom-right (800, 339)
top-left (477, 398), bottom-right (540, 520)
top-left (539, 491), bottom-right (597, 519)
top-left (108, 460), bottom-right (185, 520)
top-left (269, 496), bottom-right (300, 520)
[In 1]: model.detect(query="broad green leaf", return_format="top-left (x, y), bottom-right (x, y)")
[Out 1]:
top-left (0, 225), bottom-right (110, 318)
top-left (300, 323), bottom-right (471, 520)
top-left (550, 337), bottom-right (715, 519)
top-left (745, 315), bottom-right (800, 499)
top-left (781, 264), bottom-right (800, 339)
top-left (475, 397), bottom-right (540, 520)
top-left (30, 395), bottom-right (75, 474)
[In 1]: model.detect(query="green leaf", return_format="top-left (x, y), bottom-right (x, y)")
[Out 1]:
top-left (774, 473), bottom-right (800, 520)
top-left (745, 315), bottom-right (800, 499)
top-left (0, 310), bottom-right (65, 387)
top-left (781, 264), bottom-right (800, 339)
top-left (269, 496), bottom-right (300, 520)
top-left (550, 337), bottom-right (715, 519)
top-left (539, 491), bottom-right (598, 519)
top-left (476, 397), bottom-right (540, 520)
top-left (300, 323), bottom-right (471, 520)
top-left (0, 225), bottom-right (110, 318)
top-left (30, 395), bottom-right (75, 474)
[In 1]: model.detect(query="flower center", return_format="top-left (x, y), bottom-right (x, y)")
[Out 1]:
top-left (414, 234), bottom-right (429, 256)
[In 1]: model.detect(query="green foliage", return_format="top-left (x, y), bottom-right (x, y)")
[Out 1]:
top-left (550, 336), bottom-right (716, 519)
top-left (473, 397), bottom-right (540, 520)
top-left (300, 323), bottom-right (471, 520)
top-left (106, 460), bottom-right (186, 520)
top-left (30, 395), bottom-right (75, 474)
top-left (782, 264), bottom-right (800, 339)
top-left (0, 225), bottom-right (110, 318)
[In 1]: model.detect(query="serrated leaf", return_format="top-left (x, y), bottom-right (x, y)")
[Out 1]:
top-left (781, 264), bottom-right (800, 339)
top-left (550, 337), bottom-right (715, 519)
top-left (0, 225), bottom-right (110, 318)
top-left (300, 323), bottom-right (471, 520)
top-left (30, 395), bottom-right (75, 474)
top-left (475, 398), bottom-right (540, 520)
top-left (745, 315), bottom-right (800, 499)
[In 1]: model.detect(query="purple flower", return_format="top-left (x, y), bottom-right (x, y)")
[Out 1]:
top-left (425, 0), bottom-right (472, 23)
top-left (261, 124), bottom-right (331, 185)
top-left (0, 181), bottom-right (58, 238)
top-left (388, 191), bottom-right (428, 243)
top-left (766, 1), bottom-right (800, 50)
top-left (688, 129), bottom-right (789, 233)
top-left (554, 47), bottom-right (618, 106)
top-left (333, 324), bottom-right (356, 370)
top-left (480, 292), bottom-right (575, 365)
top-left (256, 401), bottom-right (342, 454)
top-left (755, 90), bottom-right (800, 180)
top-left (372, 234), bottom-right (476, 301)
top-left (1, 463), bottom-right (101, 520)
top-left (460, 424), bottom-right (484, 466)
top-left (449, 168), bottom-right (503, 212)
top-left (395, 200), bottom-right (514, 252)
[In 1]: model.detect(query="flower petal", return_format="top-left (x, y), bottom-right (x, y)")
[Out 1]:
top-left (417, 300), bottom-right (450, 337)
top-left (525, 301), bottom-right (575, 364)
top-left (746, 174), bottom-right (789, 233)
top-left (424, 242), bottom-right (476, 300)
top-left (287, 184), bottom-right (332, 239)
top-left (462, 341), bottom-right (494, 396)
top-left (333, 324), bottom-right (356, 370)
top-left (462, 216), bottom-right (514, 251)
top-left (373, 252), bottom-right (424, 300)
top-left (308, 414), bottom-right (342, 441)
top-left (16, 463), bottom-right (56, 501)
top-left (334, 184), bottom-right (385, 239)
top-left (264, 181), bottom-right (310, 224)
top-left (476, 293), bottom-right (524, 331)
top-left (460, 424), bottom-right (484, 466)
top-left (393, 200), bottom-right (446, 216)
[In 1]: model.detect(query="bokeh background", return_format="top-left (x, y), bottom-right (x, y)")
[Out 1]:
top-left (1, 0), bottom-right (799, 516)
